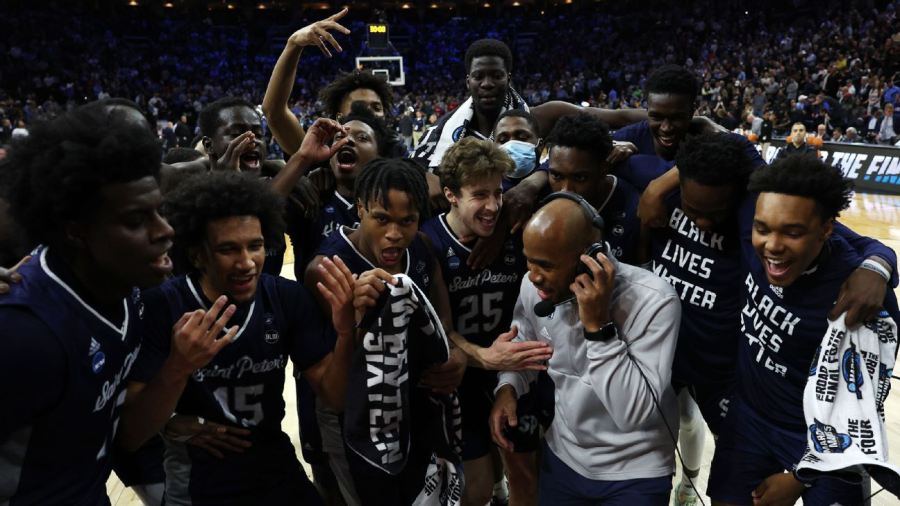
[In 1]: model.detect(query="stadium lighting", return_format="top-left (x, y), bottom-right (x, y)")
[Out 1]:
top-left (512, 1), bottom-right (519, 5)
top-left (483, 2), bottom-right (490, 6)
top-left (257, 3), bottom-right (266, 7)
top-left (402, 3), bottom-right (409, 8)
top-left (164, 2), bottom-right (174, 6)
top-left (430, 3), bottom-right (437, 7)
top-left (128, 0), bottom-right (138, 5)
top-left (226, 3), bottom-right (233, 8)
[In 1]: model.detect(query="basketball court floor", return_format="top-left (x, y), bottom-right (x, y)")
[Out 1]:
top-left (105, 192), bottom-right (900, 506)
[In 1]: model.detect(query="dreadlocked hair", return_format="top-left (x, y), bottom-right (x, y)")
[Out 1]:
top-left (355, 158), bottom-right (430, 221)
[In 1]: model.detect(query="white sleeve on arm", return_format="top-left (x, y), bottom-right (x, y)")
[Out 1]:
top-left (586, 289), bottom-right (681, 431)
top-left (496, 290), bottom-right (540, 398)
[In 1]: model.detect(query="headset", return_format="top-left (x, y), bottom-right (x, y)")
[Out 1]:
top-left (537, 191), bottom-right (607, 280)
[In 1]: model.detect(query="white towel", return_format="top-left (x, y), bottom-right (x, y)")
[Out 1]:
top-left (798, 312), bottom-right (900, 496)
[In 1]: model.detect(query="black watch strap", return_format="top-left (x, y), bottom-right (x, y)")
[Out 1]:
top-left (584, 322), bottom-right (617, 342)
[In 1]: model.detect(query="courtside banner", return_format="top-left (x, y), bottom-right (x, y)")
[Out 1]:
top-left (762, 140), bottom-right (900, 195)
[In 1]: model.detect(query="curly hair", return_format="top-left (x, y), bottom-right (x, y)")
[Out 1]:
top-left (318, 70), bottom-right (394, 119)
top-left (199, 97), bottom-right (258, 138)
top-left (748, 155), bottom-right (853, 221)
top-left (645, 65), bottom-right (699, 101)
top-left (355, 158), bottom-right (430, 220)
top-left (465, 39), bottom-right (513, 73)
top-left (162, 171), bottom-right (286, 274)
top-left (545, 112), bottom-right (614, 166)
top-left (1, 107), bottom-right (161, 248)
top-left (676, 133), bottom-right (753, 188)
top-left (439, 137), bottom-right (514, 196)
top-left (339, 101), bottom-right (393, 157)
top-left (493, 109), bottom-right (541, 138)
top-left (163, 147), bottom-right (204, 164)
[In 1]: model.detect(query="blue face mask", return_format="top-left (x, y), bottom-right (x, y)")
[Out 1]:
top-left (500, 140), bottom-right (539, 179)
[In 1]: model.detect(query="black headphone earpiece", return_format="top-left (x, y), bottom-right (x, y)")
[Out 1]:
top-left (537, 191), bottom-right (608, 280)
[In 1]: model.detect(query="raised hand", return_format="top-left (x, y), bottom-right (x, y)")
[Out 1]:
top-left (288, 8), bottom-right (351, 58)
top-left (168, 295), bottom-right (238, 376)
top-left (316, 255), bottom-right (358, 337)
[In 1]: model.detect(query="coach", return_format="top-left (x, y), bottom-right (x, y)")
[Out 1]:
top-left (489, 192), bottom-right (682, 505)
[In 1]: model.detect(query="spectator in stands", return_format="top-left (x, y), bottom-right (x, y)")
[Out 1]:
top-left (878, 103), bottom-right (897, 146)
top-left (867, 109), bottom-right (885, 144)
top-left (884, 79), bottom-right (900, 108)
top-left (398, 109), bottom-right (414, 149)
top-left (814, 124), bottom-right (827, 139)
top-left (843, 127), bottom-right (859, 143)
top-left (776, 122), bottom-right (818, 159)
top-left (0, 119), bottom-right (12, 143)
top-left (831, 127), bottom-right (845, 143)
top-left (175, 115), bottom-right (192, 148)
top-left (11, 120), bottom-right (28, 139)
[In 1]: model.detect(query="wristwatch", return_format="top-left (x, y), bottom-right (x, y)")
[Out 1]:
top-left (583, 322), bottom-right (617, 342)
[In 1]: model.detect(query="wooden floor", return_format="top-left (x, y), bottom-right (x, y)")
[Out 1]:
top-left (106, 192), bottom-right (900, 506)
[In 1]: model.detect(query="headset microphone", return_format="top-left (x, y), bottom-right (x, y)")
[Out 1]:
top-left (533, 297), bottom-right (575, 318)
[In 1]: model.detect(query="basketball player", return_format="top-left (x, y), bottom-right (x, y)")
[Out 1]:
top-left (129, 171), bottom-right (357, 505)
top-left (545, 113), bottom-right (642, 264)
top-left (420, 138), bottom-right (545, 506)
top-left (0, 108), bottom-right (228, 505)
top-left (707, 156), bottom-right (900, 505)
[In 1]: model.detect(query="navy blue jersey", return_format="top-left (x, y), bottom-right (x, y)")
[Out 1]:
top-left (652, 204), bottom-right (743, 388)
top-left (288, 191), bottom-right (360, 268)
top-left (0, 247), bottom-right (142, 505)
top-left (735, 194), bottom-right (900, 432)
top-left (613, 120), bottom-right (655, 156)
top-left (597, 176), bottom-right (642, 264)
top-left (132, 273), bottom-right (331, 505)
top-left (420, 214), bottom-right (526, 347)
top-left (314, 226), bottom-right (434, 292)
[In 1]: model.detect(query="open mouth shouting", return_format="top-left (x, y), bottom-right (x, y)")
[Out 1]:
top-left (762, 256), bottom-right (792, 283)
top-left (335, 147), bottom-right (358, 173)
top-left (240, 150), bottom-right (261, 171)
top-left (381, 246), bottom-right (403, 267)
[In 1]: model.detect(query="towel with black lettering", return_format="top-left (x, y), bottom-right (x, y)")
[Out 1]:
top-left (798, 312), bottom-right (900, 495)
top-left (343, 274), bottom-right (463, 506)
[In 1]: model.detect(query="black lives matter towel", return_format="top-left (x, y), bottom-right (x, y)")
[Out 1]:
top-left (798, 312), bottom-right (900, 496)
top-left (344, 274), bottom-right (463, 506)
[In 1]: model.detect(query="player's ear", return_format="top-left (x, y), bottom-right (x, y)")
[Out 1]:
top-left (356, 199), bottom-right (364, 219)
top-left (188, 246), bottom-right (204, 272)
top-left (443, 187), bottom-right (457, 207)
top-left (201, 136), bottom-right (213, 156)
top-left (822, 217), bottom-right (834, 240)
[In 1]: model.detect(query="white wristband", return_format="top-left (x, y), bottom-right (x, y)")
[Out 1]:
top-left (860, 259), bottom-right (890, 283)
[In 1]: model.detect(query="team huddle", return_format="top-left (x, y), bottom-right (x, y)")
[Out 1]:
top-left (1, 11), bottom-right (899, 506)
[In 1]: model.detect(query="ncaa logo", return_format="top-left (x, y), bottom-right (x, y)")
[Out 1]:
top-left (325, 205), bottom-right (335, 214)
top-left (504, 254), bottom-right (516, 266)
top-left (265, 330), bottom-right (280, 344)
top-left (264, 313), bottom-right (275, 325)
top-left (92, 352), bottom-right (106, 373)
top-left (448, 257), bottom-right (460, 270)
top-left (612, 225), bottom-right (625, 236)
top-left (416, 261), bottom-right (426, 273)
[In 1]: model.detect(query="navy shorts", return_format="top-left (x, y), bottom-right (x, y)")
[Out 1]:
top-left (673, 380), bottom-right (733, 436)
top-left (538, 444), bottom-right (670, 506)
top-left (707, 397), bottom-right (865, 505)
top-left (460, 369), bottom-right (539, 460)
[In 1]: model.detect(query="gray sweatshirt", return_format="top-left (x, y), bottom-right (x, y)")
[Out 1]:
top-left (498, 259), bottom-right (681, 481)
